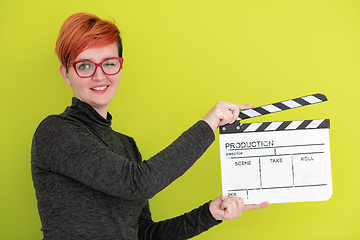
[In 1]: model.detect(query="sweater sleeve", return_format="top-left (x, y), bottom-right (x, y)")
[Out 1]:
top-left (137, 201), bottom-right (221, 240)
top-left (31, 117), bottom-right (215, 200)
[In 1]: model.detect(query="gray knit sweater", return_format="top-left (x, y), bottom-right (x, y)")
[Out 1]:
top-left (31, 98), bottom-right (221, 239)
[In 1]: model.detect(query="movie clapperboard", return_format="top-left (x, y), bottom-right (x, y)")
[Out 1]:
top-left (219, 94), bottom-right (332, 204)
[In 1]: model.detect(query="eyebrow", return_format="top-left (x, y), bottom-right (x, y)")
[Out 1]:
top-left (75, 57), bottom-right (117, 62)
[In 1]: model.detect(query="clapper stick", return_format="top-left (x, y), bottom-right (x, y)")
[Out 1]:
top-left (237, 93), bottom-right (327, 121)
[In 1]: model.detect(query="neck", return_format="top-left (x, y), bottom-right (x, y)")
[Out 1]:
top-left (93, 106), bottom-right (109, 119)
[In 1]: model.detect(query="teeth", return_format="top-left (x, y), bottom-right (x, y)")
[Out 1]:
top-left (92, 86), bottom-right (108, 91)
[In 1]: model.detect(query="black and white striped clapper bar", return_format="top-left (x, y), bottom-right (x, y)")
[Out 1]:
top-left (219, 93), bottom-right (332, 204)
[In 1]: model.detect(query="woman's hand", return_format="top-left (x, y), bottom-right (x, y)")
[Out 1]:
top-left (209, 196), bottom-right (269, 220)
top-left (202, 101), bottom-right (253, 132)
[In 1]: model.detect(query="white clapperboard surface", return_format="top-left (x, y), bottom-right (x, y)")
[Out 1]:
top-left (219, 94), bottom-right (332, 204)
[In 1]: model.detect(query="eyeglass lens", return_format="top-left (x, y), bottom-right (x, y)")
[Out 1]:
top-left (75, 58), bottom-right (121, 77)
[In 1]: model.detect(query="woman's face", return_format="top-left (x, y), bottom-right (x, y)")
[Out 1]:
top-left (60, 42), bottom-right (121, 117)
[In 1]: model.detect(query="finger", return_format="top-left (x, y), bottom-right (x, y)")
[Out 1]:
top-left (211, 196), bottom-right (223, 206)
top-left (217, 102), bottom-right (253, 112)
top-left (235, 197), bottom-right (245, 209)
top-left (220, 196), bottom-right (243, 211)
top-left (217, 102), bottom-right (242, 125)
top-left (226, 103), bottom-right (253, 124)
top-left (230, 104), bottom-right (253, 124)
top-left (218, 107), bottom-right (235, 126)
top-left (230, 107), bottom-right (240, 124)
top-left (239, 104), bottom-right (254, 110)
top-left (219, 196), bottom-right (234, 210)
top-left (217, 101), bottom-right (241, 110)
top-left (222, 197), bottom-right (244, 219)
top-left (244, 202), bottom-right (269, 211)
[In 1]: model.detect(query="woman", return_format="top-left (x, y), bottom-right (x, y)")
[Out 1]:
top-left (31, 12), bottom-right (268, 240)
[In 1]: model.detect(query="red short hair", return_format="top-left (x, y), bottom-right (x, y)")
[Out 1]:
top-left (55, 12), bottom-right (122, 67)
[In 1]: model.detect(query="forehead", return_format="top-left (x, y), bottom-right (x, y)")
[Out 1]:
top-left (75, 42), bottom-right (118, 61)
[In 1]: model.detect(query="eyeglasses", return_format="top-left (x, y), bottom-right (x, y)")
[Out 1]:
top-left (70, 57), bottom-right (123, 78)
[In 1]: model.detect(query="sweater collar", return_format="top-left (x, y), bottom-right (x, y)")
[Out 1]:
top-left (64, 97), bottom-right (112, 128)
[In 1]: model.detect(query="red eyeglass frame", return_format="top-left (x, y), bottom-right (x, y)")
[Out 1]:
top-left (70, 57), bottom-right (124, 78)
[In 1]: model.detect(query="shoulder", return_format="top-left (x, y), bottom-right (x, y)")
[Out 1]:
top-left (33, 114), bottom-right (93, 147)
top-left (35, 115), bottom-right (82, 135)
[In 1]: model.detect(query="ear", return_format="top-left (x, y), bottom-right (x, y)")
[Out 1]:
top-left (60, 65), bottom-right (72, 86)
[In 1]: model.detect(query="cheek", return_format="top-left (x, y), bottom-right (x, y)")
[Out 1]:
top-left (70, 79), bottom-right (90, 93)
top-left (110, 74), bottom-right (121, 87)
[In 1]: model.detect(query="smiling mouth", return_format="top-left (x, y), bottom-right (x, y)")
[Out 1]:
top-left (91, 86), bottom-right (108, 91)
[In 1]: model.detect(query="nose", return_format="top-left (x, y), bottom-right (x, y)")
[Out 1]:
top-left (92, 66), bottom-right (106, 81)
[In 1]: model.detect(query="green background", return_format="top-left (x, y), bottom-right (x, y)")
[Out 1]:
top-left (1, 0), bottom-right (359, 239)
